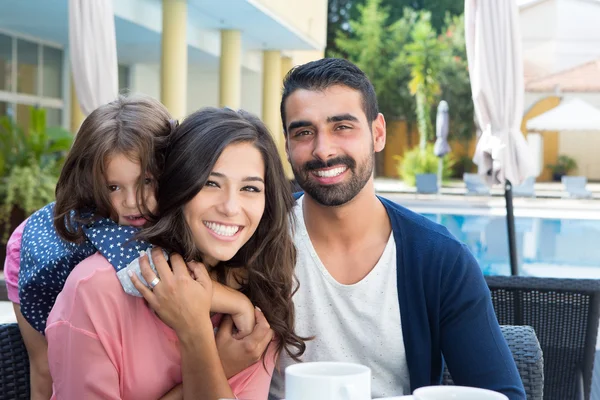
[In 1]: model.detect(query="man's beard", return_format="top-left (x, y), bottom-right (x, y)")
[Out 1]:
top-left (292, 152), bottom-right (374, 207)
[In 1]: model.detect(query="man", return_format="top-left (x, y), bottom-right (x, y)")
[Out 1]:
top-left (269, 58), bottom-right (525, 399)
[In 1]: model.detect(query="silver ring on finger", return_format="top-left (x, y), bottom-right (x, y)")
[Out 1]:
top-left (149, 276), bottom-right (161, 289)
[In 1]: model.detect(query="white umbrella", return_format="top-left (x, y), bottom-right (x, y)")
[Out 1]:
top-left (434, 100), bottom-right (451, 157)
top-left (69, 0), bottom-right (119, 116)
top-left (526, 98), bottom-right (600, 131)
top-left (465, 0), bottom-right (533, 275)
top-left (434, 100), bottom-right (451, 190)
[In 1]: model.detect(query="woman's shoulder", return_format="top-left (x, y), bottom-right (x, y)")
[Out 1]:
top-left (61, 253), bottom-right (127, 304)
top-left (49, 253), bottom-right (137, 330)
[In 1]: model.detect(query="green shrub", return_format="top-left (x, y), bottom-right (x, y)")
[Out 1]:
top-left (394, 144), bottom-right (455, 186)
top-left (0, 107), bottom-right (73, 241)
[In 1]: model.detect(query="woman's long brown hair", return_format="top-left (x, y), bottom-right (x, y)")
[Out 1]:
top-left (53, 94), bottom-right (173, 243)
top-left (142, 107), bottom-right (307, 361)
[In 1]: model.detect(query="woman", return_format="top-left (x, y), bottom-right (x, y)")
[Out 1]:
top-left (45, 108), bottom-right (306, 399)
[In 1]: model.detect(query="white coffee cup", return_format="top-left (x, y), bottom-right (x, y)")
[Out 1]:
top-left (413, 386), bottom-right (508, 400)
top-left (285, 362), bottom-right (371, 400)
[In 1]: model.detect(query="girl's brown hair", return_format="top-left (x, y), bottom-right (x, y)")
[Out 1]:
top-left (143, 107), bottom-right (307, 361)
top-left (54, 94), bottom-right (174, 243)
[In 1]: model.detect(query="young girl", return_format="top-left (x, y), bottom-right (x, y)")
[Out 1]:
top-left (4, 96), bottom-right (258, 400)
top-left (45, 107), bottom-right (306, 399)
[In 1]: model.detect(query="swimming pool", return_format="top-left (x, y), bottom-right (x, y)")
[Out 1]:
top-left (420, 213), bottom-right (600, 278)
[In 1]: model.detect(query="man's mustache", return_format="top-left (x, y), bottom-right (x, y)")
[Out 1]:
top-left (302, 156), bottom-right (356, 172)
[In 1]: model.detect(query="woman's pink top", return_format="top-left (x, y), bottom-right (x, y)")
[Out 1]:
top-left (3, 220), bottom-right (27, 304)
top-left (46, 252), bottom-right (275, 400)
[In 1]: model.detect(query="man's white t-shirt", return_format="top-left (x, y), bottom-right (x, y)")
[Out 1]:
top-left (269, 196), bottom-right (410, 399)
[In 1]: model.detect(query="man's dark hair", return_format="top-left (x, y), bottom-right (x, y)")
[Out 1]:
top-left (280, 58), bottom-right (379, 133)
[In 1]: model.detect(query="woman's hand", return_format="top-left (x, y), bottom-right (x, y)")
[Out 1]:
top-left (130, 247), bottom-right (213, 335)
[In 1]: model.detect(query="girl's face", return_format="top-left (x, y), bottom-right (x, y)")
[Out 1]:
top-left (104, 153), bottom-right (158, 227)
top-left (183, 142), bottom-right (266, 267)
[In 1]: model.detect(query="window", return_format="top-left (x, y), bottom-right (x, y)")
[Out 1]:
top-left (43, 46), bottom-right (63, 98)
top-left (118, 64), bottom-right (130, 92)
top-left (16, 38), bottom-right (38, 95)
top-left (0, 30), bottom-right (64, 127)
top-left (0, 34), bottom-right (12, 92)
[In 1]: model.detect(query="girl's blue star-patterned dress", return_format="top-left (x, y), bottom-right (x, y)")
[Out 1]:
top-left (18, 203), bottom-right (151, 334)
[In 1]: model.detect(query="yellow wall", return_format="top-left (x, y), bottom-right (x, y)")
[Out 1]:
top-left (451, 139), bottom-right (477, 160)
top-left (253, 0), bottom-right (328, 49)
top-left (382, 95), bottom-right (561, 181)
top-left (382, 120), bottom-right (477, 178)
top-left (383, 120), bottom-right (418, 177)
top-left (289, 50), bottom-right (325, 67)
top-left (521, 96), bottom-right (561, 182)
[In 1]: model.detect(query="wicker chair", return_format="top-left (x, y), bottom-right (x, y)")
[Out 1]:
top-left (0, 323), bottom-right (29, 399)
top-left (485, 276), bottom-right (600, 400)
top-left (442, 325), bottom-right (544, 400)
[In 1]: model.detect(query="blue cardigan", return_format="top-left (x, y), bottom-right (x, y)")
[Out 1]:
top-left (296, 193), bottom-right (525, 399)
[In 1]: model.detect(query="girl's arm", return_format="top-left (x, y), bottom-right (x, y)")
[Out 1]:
top-left (211, 281), bottom-right (255, 338)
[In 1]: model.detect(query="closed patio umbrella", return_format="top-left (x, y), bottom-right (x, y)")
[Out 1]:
top-left (69, 0), bottom-right (119, 116)
top-left (434, 100), bottom-right (450, 190)
top-left (465, 0), bottom-right (533, 275)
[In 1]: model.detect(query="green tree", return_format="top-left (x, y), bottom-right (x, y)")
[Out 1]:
top-left (385, 0), bottom-right (464, 32)
top-left (438, 14), bottom-right (475, 147)
top-left (406, 11), bottom-right (447, 150)
top-left (326, 0), bottom-right (463, 56)
top-left (379, 9), bottom-right (418, 121)
top-left (331, 0), bottom-right (474, 165)
top-left (334, 0), bottom-right (388, 84)
top-left (327, 0), bottom-right (354, 58)
top-left (335, 1), bottom-right (417, 121)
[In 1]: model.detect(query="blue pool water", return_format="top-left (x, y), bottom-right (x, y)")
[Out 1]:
top-left (420, 213), bottom-right (600, 278)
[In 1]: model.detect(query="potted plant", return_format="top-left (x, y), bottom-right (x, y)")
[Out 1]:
top-left (0, 107), bottom-right (73, 265)
top-left (394, 144), bottom-right (455, 187)
top-left (547, 155), bottom-right (577, 182)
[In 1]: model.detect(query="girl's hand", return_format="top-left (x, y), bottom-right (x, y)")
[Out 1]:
top-left (130, 248), bottom-right (213, 336)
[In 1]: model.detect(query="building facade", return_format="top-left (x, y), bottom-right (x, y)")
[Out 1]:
top-left (0, 0), bottom-right (328, 170)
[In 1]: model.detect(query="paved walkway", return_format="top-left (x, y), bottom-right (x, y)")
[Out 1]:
top-left (375, 178), bottom-right (600, 220)
top-left (374, 177), bottom-right (600, 199)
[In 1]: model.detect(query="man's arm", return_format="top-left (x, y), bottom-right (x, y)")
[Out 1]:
top-left (439, 245), bottom-right (525, 399)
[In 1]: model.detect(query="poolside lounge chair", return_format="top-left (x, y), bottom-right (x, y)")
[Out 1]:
top-left (463, 173), bottom-right (490, 195)
top-left (416, 173), bottom-right (438, 194)
top-left (512, 176), bottom-right (536, 198)
top-left (562, 176), bottom-right (593, 199)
